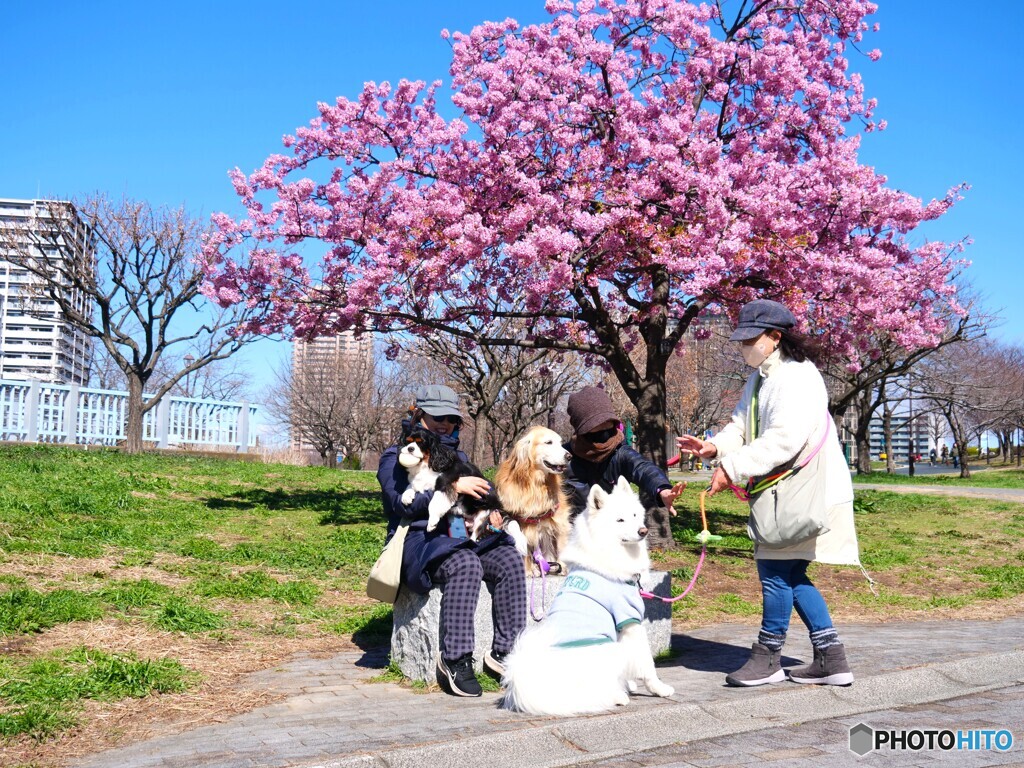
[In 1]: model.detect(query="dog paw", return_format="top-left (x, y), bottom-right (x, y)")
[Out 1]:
top-left (626, 680), bottom-right (638, 694)
top-left (426, 517), bottom-right (440, 533)
top-left (647, 681), bottom-right (674, 698)
top-left (614, 690), bottom-right (630, 706)
top-left (400, 489), bottom-right (415, 505)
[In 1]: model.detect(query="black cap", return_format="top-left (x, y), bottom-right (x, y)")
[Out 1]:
top-left (728, 299), bottom-right (796, 341)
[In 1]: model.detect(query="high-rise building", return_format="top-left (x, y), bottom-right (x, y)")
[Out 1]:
top-left (0, 199), bottom-right (94, 384)
top-left (290, 331), bottom-right (374, 452)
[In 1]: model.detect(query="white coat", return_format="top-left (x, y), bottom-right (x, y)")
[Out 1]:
top-left (708, 350), bottom-right (860, 565)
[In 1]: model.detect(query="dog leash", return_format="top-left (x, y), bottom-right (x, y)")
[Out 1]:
top-left (528, 547), bottom-right (550, 621)
top-left (640, 489), bottom-right (717, 603)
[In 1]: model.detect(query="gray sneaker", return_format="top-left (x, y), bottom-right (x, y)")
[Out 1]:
top-left (725, 642), bottom-right (785, 687)
top-left (787, 643), bottom-right (854, 686)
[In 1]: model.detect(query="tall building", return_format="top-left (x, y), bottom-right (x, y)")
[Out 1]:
top-left (0, 199), bottom-right (95, 384)
top-left (290, 331), bottom-right (374, 452)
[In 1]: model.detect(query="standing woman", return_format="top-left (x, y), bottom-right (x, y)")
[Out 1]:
top-left (678, 300), bottom-right (860, 688)
top-left (377, 385), bottom-right (526, 697)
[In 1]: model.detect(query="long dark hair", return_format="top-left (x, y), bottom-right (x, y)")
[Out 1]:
top-left (778, 330), bottom-right (824, 366)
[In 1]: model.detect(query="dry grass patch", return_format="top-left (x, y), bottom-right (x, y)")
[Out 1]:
top-left (0, 618), bottom-right (362, 768)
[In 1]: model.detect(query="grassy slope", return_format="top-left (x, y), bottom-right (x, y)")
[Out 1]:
top-left (0, 445), bottom-right (388, 743)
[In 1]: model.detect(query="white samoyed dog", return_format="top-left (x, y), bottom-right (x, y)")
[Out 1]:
top-left (500, 476), bottom-right (674, 716)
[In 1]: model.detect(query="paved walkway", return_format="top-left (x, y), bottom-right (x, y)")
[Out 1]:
top-left (72, 617), bottom-right (1024, 768)
top-left (576, 684), bottom-right (1024, 767)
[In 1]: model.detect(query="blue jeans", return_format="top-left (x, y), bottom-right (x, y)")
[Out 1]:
top-left (757, 559), bottom-right (833, 636)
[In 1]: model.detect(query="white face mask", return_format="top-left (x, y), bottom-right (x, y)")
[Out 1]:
top-left (741, 337), bottom-right (775, 368)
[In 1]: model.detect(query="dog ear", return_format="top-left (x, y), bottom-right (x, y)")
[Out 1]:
top-left (429, 443), bottom-right (457, 473)
top-left (614, 476), bottom-right (632, 495)
top-left (514, 431), bottom-right (534, 467)
top-left (588, 484), bottom-right (608, 511)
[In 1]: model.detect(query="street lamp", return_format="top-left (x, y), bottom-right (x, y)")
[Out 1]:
top-left (183, 354), bottom-right (195, 397)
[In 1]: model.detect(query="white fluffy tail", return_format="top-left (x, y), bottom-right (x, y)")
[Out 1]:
top-left (500, 627), bottom-right (629, 716)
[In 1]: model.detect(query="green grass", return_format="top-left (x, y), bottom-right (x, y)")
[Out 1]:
top-left (853, 468), bottom-right (1024, 489)
top-left (0, 647), bottom-right (195, 740)
top-left (0, 588), bottom-right (104, 635)
top-left (3, 444), bottom-right (1024, 745)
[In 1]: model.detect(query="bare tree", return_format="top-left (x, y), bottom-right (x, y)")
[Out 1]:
top-left (666, 318), bottom-right (746, 443)
top-left (402, 316), bottom-right (592, 466)
top-left (915, 338), bottom-right (1010, 478)
top-left (824, 307), bottom-right (988, 474)
top-left (267, 340), bottom-right (408, 467)
top-left (2, 196), bottom-right (260, 452)
top-left (481, 356), bottom-right (593, 466)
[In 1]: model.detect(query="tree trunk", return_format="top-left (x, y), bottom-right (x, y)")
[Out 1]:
top-left (321, 449), bottom-right (338, 468)
top-left (853, 392), bottom-right (874, 475)
top-left (631, 376), bottom-right (675, 550)
top-left (883, 408), bottom-right (895, 474)
top-left (124, 375), bottom-right (146, 454)
top-left (471, 412), bottom-right (489, 468)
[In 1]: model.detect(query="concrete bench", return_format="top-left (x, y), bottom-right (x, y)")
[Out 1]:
top-left (391, 571), bottom-right (673, 682)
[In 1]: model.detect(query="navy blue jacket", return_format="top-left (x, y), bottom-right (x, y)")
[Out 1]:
top-left (563, 441), bottom-right (672, 518)
top-left (377, 431), bottom-right (511, 594)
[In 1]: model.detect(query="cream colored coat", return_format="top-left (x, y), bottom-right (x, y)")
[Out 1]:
top-left (708, 351), bottom-right (860, 565)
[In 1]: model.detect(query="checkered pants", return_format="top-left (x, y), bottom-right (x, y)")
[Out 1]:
top-left (430, 544), bottom-right (526, 661)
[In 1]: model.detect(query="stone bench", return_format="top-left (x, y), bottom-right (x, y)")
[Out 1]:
top-left (391, 571), bottom-right (673, 682)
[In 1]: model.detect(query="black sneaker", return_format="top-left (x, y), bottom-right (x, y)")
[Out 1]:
top-left (483, 649), bottom-right (507, 679)
top-left (436, 654), bottom-right (482, 697)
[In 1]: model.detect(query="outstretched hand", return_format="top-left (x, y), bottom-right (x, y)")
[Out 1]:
top-left (676, 435), bottom-right (718, 459)
top-left (659, 482), bottom-right (687, 516)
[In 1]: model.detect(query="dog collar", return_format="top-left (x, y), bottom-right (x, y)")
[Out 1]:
top-left (519, 507), bottom-right (557, 524)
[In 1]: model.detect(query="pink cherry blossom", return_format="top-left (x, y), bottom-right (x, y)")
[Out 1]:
top-left (203, 0), bottom-right (966, 460)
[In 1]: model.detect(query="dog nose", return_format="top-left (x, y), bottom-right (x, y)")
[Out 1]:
top-left (638, 526), bottom-right (648, 537)
top-left (562, 450), bottom-right (571, 461)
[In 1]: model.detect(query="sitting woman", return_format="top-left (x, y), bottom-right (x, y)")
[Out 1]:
top-left (377, 384), bottom-right (525, 697)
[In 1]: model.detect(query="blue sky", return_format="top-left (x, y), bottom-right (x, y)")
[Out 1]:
top-left (2, 0), bottom-right (1021, 420)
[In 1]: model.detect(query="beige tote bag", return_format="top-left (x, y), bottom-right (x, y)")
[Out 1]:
top-left (366, 519), bottom-right (410, 603)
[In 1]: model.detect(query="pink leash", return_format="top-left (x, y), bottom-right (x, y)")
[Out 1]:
top-left (639, 544), bottom-right (707, 603)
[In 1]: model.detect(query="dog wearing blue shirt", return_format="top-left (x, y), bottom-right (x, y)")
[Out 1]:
top-left (500, 476), bottom-right (674, 715)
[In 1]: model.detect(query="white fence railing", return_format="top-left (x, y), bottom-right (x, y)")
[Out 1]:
top-left (0, 379), bottom-right (257, 452)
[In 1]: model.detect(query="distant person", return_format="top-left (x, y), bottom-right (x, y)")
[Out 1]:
top-left (562, 386), bottom-right (686, 519)
top-left (941, 444), bottom-right (949, 465)
top-left (929, 449), bottom-right (936, 466)
top-left (678, 299), bottom-right (860, 688)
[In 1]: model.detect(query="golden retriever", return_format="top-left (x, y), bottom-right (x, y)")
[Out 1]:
top-left (493, 426), bottom-right (572, 574)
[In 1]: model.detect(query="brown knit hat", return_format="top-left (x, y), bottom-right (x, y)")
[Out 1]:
top-left (566, 386), bottom-right (619, 436)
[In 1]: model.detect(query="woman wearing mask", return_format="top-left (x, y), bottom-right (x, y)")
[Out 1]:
top-left (377, 385), bottom-right (526, 697)
top-left (678, 300), bottom-right (860, 688)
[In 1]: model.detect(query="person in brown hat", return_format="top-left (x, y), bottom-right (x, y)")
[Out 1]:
top-left (562, 386), bottom-right (686, 518)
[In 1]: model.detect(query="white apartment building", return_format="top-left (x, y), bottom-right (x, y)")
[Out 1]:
top-left (0, 199), bottom-right (94, 384)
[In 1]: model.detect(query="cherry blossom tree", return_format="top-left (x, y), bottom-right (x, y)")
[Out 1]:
top-left (203, 0), bottom-right (967, 467)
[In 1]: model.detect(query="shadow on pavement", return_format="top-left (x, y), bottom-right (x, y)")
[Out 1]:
top-left (669, 634), bottom-right (804, 674)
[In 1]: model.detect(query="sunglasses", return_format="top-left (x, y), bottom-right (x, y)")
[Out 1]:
top-left (427, 414), bottom-right (462, 425)
top-left (582, 426), bottom-right (619, 443)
